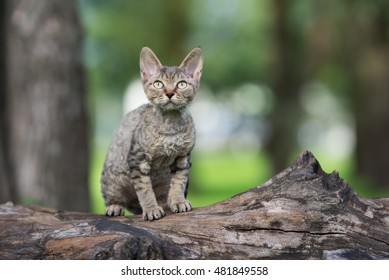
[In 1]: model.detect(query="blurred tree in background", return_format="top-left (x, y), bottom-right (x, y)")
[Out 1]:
top-left (337, 0), bottom-right (389, 192)
top-left (0, 0), bottom-right (14, 202)
top-left (267, 0), bottom-right (305, 172)
top-left (0, 0), bottom-right (89, 211)
top-left (300, 0), bottom-right (389, 192)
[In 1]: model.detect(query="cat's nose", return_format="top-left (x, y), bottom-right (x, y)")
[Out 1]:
top-left (166, 93), bottom-right (174, 99)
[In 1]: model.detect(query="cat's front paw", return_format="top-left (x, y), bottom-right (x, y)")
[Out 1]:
top-left (170, 200), bottom-right (192, 214)
top-left (106, 204), bottom-right (125, 216)
top-left (142, 206), bottom-right (165, 221)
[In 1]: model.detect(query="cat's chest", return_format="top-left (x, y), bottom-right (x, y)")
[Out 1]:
top-left (140, 108), bottom-right (195, 164)
top-left (149, 130), bottom-right (193, 157)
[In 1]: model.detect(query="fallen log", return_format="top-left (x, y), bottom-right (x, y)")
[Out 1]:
top-left (1, 150), bottom-right (388, 259)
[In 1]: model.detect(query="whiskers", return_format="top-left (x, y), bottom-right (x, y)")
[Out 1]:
top-left (151, 93), bottom-right (191, 111)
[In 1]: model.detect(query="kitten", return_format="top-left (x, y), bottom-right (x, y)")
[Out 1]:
top-left (101, 47), bottom-right (203, 221)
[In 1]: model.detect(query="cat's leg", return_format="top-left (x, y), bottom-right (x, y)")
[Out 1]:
top-left (130, 161), bottom-right (165, 221)
top-left (102, 187), bottom-right (126, 216)
top-left (101, 170), bottom-right (127, 216)
top-left (103, 183), bottom-right (141, 216)
top-left (168, 155), bottom-right (192, 213)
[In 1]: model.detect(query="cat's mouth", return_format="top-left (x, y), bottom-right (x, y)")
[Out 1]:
top-left (159, 98), bottom-right (186, 110)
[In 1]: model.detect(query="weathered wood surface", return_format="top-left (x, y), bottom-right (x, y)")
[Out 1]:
top-left (1, 151), bottom-right (389, 260)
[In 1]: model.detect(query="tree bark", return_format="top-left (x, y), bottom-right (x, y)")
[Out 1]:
top-left (5, 0), bottom-right (89, 210)
top-left (1, 151), bottom-right (388, 260)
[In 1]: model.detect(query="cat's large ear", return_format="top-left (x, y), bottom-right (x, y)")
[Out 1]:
top-left (140, 47), bottom-right (162, 81)
top-left (180, 48), bottom-right (203, 83)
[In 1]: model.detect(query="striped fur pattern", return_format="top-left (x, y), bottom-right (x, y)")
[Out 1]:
top-left (101, 47), bottom-right (203, 220)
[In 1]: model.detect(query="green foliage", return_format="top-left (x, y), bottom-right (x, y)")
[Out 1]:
top-left (187, 0), bottom-right (274, 88)
top-left (81, 0), bottom-right (192, 96)
top-left (80, 0), bottom-right (277, 95)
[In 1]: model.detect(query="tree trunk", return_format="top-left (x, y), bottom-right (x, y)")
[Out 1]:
top-left (355, 47), bottom-right (389, 191)
top-left (353, 7), bottom-right (389, 191)
top-left (336, 1), bottom-right (389, 192)
top-left (164, 0), bottom-right (190, 62)
top-left (0, 0), bottom-right (18, 204)
top-left (267, 0), bottom-right (304, 173)
top-left (5, 0), bottom-right (89, 211)
top-left (1, 151), bottom-right (388, 260)
top-left (0, 0), bottom-right (12, 202)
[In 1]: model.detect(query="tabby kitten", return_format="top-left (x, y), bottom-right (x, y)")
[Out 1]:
top-left (101, 47), bottom-right (203, 221)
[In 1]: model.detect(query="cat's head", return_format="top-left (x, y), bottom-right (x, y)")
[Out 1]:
top-left (140, 47), bottom-right (203, 111)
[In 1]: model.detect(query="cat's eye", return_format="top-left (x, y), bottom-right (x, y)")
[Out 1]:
top-left (177, 81), bottom-right (187, 89)
top-left (153, 80), bottom-right (164, 89)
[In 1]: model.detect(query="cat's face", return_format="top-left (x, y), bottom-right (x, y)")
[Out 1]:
top-left (140, 47), bottom-right (203, 111)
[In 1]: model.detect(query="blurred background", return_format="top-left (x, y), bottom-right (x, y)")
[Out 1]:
top-left (1, 0), bottom-right (389, 213)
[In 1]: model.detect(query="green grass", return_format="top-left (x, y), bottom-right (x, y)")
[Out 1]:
top-left (188, 151), bottom-right (272, 207)
top-left (89, 148), bottom-right (106, 214)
